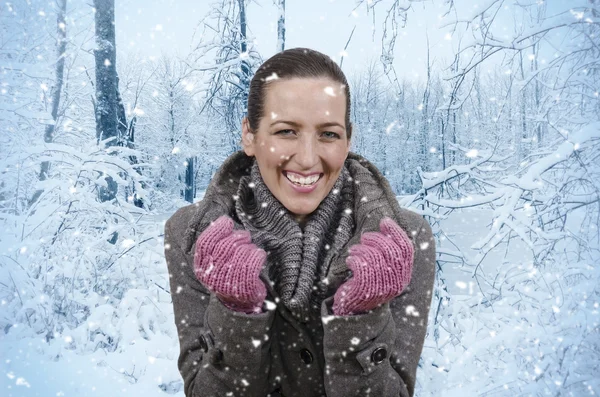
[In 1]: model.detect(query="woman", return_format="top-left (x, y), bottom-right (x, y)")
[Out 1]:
top-left (164, 47), bottom-right (436, 397)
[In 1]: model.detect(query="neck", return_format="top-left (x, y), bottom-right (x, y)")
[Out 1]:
top-left (294, 214), bottom-right (308, 229)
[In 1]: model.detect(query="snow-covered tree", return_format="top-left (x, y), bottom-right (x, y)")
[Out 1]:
top-left (188, 0), bottom-right (262, 153)
top-left (275, 0), bottom-right (286, 52)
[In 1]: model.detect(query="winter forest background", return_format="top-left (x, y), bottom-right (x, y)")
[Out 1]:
top-left (1, 0), bottom-right (599, 395)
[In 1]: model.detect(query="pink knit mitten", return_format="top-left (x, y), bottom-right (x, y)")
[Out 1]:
top-left (332, 217), bottom-right (415, 316)
top-left (194, 215), bottom-right (267, 314)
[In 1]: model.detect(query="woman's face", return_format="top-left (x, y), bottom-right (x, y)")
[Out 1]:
top-left (242, 77), bottom-right (351, 223)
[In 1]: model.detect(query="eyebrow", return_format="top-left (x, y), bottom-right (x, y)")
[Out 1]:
top-left (270, 120), bottom-right (345, 129)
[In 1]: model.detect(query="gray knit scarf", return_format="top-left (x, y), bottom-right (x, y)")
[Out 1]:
top-left (234, 159), bottom-right (355, 322)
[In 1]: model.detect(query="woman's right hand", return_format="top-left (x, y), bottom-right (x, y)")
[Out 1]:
top-left (193, 215), bottom-right (267, 314)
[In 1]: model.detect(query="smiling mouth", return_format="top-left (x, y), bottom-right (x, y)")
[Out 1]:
top-left (282, 171), bottom-right (324, 186)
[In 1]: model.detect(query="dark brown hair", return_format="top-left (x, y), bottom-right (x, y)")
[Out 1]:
top-left (246, 47), bottom-right (353, 140)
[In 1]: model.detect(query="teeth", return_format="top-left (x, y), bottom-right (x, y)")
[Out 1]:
top-left (285, 172), bottom-right (321, 185)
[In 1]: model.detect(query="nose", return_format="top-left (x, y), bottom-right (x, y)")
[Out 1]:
top-left (293, 134), bottom-right (319, 169)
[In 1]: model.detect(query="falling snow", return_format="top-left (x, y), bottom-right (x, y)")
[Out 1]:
top-left (1, 0), bottom-right (598, 396)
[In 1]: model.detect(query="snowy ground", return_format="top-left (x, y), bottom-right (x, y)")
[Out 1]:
top-left (1, 205), bottom-right (593, 396)
top-left (438, 207), bottom-right (534, 296)
top-left (1, 333), bottom-right (181, 396)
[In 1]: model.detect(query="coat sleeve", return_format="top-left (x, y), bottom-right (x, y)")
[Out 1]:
top-left (321, 215), bottom-right (436, 397)
top-left (164, 206), bottom-right (275, 397)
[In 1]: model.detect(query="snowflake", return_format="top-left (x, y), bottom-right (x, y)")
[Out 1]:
top-left (322, 315), bottom-right (335, 325)
top-left (264, 300), bottom-right (277, 310)
top-left (405, 305), bottom-right (419, 316)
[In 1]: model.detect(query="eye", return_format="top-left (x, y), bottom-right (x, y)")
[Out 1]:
top-left (322, 131), bottom-right (341, 139)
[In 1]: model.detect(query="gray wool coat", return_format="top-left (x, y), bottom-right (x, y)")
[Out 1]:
top-left (164, 151), bottom-right (436, 397)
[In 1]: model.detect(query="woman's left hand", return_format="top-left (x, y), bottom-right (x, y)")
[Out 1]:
top-left (332, 217), bottom-right (415, 316)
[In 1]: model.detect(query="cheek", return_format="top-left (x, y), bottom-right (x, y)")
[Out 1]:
top-left (324, 144), bottom-right (349, 165)
top-left (256, 141), bottom-right (290, 167)
top-left (264, 141), bottom-right (294, 162)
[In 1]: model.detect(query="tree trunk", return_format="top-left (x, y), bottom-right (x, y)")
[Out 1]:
top-left (116, 74), bottom-right (128, 146)
top-left (533, 42), bottom-right (542, 147)
top-left (276, 0), bottom-right (286, 52)
top-left (29, 0), bottom-right (67, 208)
top-left (519, 52), bottom-right (528, 164)
top-left (184, 156), bottom-right (195, 203)
top-left (124, 114), bottom-right (144, 208)
top-left (236, 0), bottom-right (250, 152)
top-left (421, 37), bottom-right (431, 172)
top-left (94, 0), bottom-right (119, 203)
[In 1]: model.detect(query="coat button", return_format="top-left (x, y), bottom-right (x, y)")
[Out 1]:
top-left (269, 387), bottom-right (283, 397)
top-left (299, 348), bottom-right (313, 364)
top-left (371, 347), bottom-right (387, 364)
top-left (199, 335), bottom-right (208, 352)
top-left (209, 348), bottom-right (223, 365)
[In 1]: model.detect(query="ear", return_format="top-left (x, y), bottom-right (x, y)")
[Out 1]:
top-left (241, 117), bottom-right (256, 157)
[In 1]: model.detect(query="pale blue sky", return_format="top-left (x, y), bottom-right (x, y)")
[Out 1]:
top-left (115, 0), bottom-right (459, 81)
top-left (114, 0), bottom-right (576, 82)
